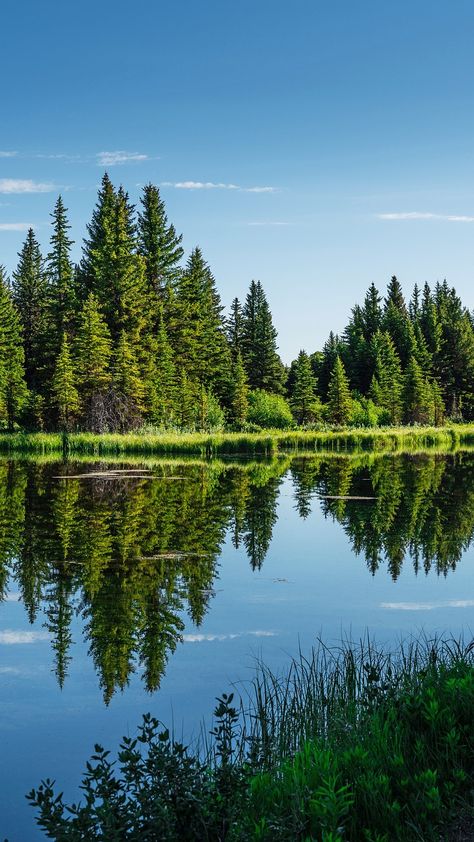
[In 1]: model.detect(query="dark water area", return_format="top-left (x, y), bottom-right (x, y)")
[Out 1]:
top-left (0, 452), bottom-right (473, 840)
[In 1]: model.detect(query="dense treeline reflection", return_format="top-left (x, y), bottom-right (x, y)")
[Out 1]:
top-left (0, 453), bottom-right (473, 698)
top-left (290, 452), bottom-right (474, 578)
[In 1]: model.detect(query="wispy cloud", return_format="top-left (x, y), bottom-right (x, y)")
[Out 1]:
top-left (381, 600), bottom-right (474, 611)
top-left (378, 212), bottom-right (474, 222)
top-left (0, 223), bottom-right (34, 232)
top-left (96, 151), bottom-right (150, 166)
top-left (5, 592), bottom-right (21, 601)
top-left (0, 629), bottom-right (49, 644)
top-left (0, 179), bottom-right (56, 194)
top-left (183, 630), bottom-right (276, 643)
top-left (161, 180), bottom-right (277, 193)
top-left (0, 151), bottom-right (17, 158)
top-left (247, 221), bottom-right (292, 227)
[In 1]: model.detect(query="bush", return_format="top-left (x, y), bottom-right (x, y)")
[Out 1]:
top-left (247, 390), bottom-right (294, 429)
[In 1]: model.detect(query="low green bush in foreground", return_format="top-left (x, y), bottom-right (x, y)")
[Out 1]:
top-left (28, 637), bottom-right (474, 840)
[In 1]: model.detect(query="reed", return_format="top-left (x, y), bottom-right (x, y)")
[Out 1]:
top-left (1, 424), bottom-right (474, 457)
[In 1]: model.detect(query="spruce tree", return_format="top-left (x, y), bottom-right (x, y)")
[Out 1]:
top-left (0, 267), bottom-right (28, 429)
top-left (241, 280), bottom-right (284, 392)
top-left (402, 357), bottom-right (434, 425)
top-left (229, 352), bottom-right (249, 428)
top-left (226, 297), bottom-right (244, 360)
top-left (369, 331), bottom-right (403, 424)
top-left (11, 228), bottom-right (48, 391)
top-left (171, 248), bottom-right (231, 403)
top-left (52, 334), bottom-right (80, 431)
top-left (112, 331), bottom-right (146, 428)
top-left (137, 183), bottom-right (183, 299)
top-left (74, 294), bottom-right (112, 427)
top-left (47, 196), bottom-right (75, 346)
top-left (327, 356), bottom-right (352, 425)
top-left (291, 349), bottom-right (319, 424)
top-left (79, 172), bottom-right (116, 297)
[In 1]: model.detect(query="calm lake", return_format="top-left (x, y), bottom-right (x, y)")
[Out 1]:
top-left (1, 452), bottom-right (473, 840)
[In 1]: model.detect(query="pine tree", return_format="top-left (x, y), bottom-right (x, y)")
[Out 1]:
top-left (226, 297), bottom-right (244, 360)
top-left (229, 352), bottom-right (249, 428)
top-left (74, 294), bottom-right (112, 427)
top-left (52, 334), bottom-right (79, 431)
top-left (79, 173), bottom-right (117, 297)
top-left (0, 267), bottom-right (28, 428)
top-left (317, 332), bottom-right (343, 400)
top-left (171, 248), bottom-right (231, 403)
top-left (241, 280), bottom-right (284, 392)
top-left (137, 183), bottom-right (183, 300)
top-left (11, 228), bottom-right (48, 391)
top-left (176, 368), bottom-right (196, 429)
top-left (369, 331), bottom-right (403, 424)
top-left (361, 283), bottom-right (382, 340)
top-left (47, 196), bottom-right (75, 346)
top-left (402, 357), bottom-right (434, 425)
top-left (291, 349), bottom-right (319, 425)
top-left (112, 331), bottom-right (146, 428)
top-left (327, 356), bottom-right (352, 425)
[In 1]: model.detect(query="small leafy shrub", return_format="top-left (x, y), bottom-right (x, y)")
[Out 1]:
top-left (247, 390), bottom-right (294, 429)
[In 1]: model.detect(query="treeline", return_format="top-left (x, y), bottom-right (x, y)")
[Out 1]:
top-left (290, 275), bottom-right (474, 426)
top-left (0, 174), bottom-right (473, 431)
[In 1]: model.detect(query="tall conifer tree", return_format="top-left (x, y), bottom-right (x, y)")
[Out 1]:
top-left (0, 267), bottom-right (28, 428)
top-left (241, 280), bottom-right (284, 393)
top-left (327, 356), bottom-right (352, 425)
top-left (52, 334), bottom-right (80, 431)
top-left (12, 228), bottom-right (48, 391)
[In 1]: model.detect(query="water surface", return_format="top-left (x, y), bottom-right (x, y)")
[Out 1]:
top-left (1, 452), bottom-right (473, 839)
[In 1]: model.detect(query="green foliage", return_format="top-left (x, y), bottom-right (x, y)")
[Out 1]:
top-left (28, 639), bottom-right (474, 841)
top-left (327, 356), bottom-right (352, 425)
top-left (138, 182), bottom-right (184, 305)
top-left (0, 267), bottom-right (28, 428)
top-left (290, 349), bottom-right (321, 424)
top-left (248, 389), bottom-right (294, 429)
top-left (241, 280), bottom-right (285, 393)
top-left (52, 333), bottom-right (79, 431)
top-left (11, 227), bottom-right (48, 391)
top-left (229, 352), bottom-right (249, 428)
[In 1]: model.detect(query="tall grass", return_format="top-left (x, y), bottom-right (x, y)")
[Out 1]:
top-left (29, 636), bottom-right (474, 840)
top-left (1, 424), bottom-right (474, 456)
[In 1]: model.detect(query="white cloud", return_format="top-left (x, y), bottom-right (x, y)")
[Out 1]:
top-left (381, 600), bottom-right (474, 611)
top-left (0, 223), bottom-right (33, 232)
top-left (161, 180), bottom-right (277, 193)
top-left (378, 212), bottom-right (474, 222)
top-left (96, 151), bottom-right (149, 166)
top-left (183, 630), bottom-right (276, 643)
top-left (0, 179), bottom-right (55, 194)
top-left (247, 221), bottom-right (292, 226)
top-left (243, 186), bottom-right (277, 193)
top-left (0, 151), bottom-right (17, 158)
top-left (4, 592), bottom-right (21, 601)
top-left (0, 629), bottom-right (49, 644)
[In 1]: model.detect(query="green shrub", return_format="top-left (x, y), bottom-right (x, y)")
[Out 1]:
top-left (248, 390), bottom-right (294, 429)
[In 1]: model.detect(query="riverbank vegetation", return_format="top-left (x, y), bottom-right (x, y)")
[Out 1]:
top-left (0, 424), bottom-right (474, 456)
top-left (28, 636), bottom-right (474, 840)
top-left (1, 176), bottom-right (474, 435)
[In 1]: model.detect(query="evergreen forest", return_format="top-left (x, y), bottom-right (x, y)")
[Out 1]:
top-left (1, 173), bottom-right (474, 433)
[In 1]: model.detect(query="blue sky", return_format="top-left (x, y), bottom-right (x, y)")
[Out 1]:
top-left (1, 0), bottom-right (474, 361)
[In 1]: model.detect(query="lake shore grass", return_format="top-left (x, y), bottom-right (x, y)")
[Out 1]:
top-left (29, 635), bottom-right (474, 840)
top-left (1, 423), bottom-right (474, 457)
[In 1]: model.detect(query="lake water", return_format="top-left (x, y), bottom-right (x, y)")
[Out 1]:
top-left (1, 452), bottom-right (473, 840)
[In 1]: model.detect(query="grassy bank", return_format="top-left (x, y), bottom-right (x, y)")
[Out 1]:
top-left (29, 637), bottom-right (474, 840)
top-left (1, 424), bottom-right (474, 457)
